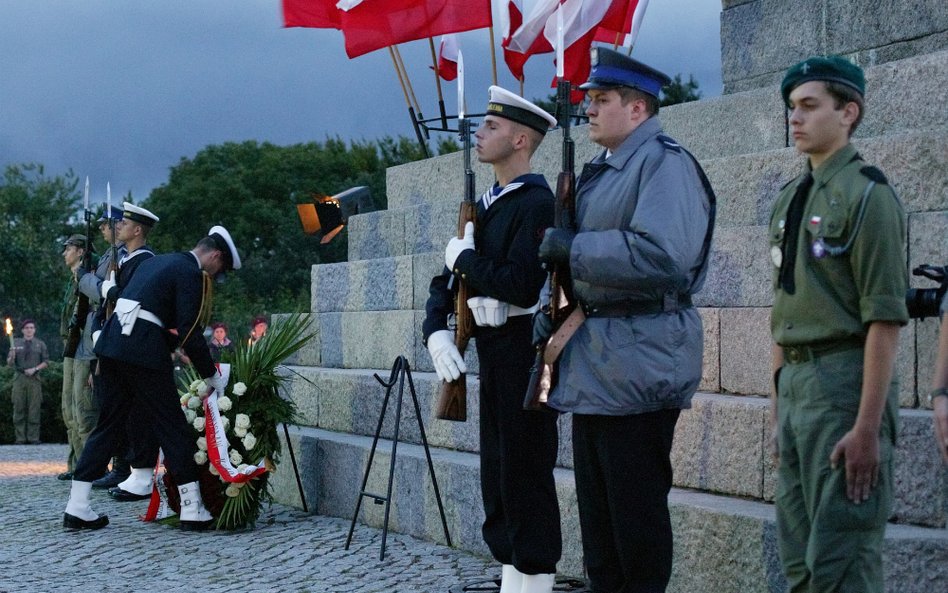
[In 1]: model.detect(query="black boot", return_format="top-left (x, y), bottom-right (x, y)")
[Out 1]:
top-left (92, 457), bottom-right (131, 489)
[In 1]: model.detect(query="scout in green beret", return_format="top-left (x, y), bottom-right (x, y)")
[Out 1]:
top-left (769, 56), bottom-right (908, 593)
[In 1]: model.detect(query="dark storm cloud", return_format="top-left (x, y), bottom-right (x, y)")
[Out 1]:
top-left (0, 1), bottom-right (722, 203)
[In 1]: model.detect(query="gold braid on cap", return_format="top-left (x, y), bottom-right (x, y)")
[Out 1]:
top-left (179, 271), bottom-right (214, 347)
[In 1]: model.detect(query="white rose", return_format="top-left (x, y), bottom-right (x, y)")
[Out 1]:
top-left (194, 380), bottom-right (208, 395)
top-left (189, 379), bottom-right (203, 392)
top-left (225, 484), bottom-right (241, 497)
top-left (229, 449), bottom-right (243, 465)
top-left (197, 437), bottom-right (207, 451)
top-left (235, 414), bottom-right (251, 429)
top-left (192, 417), bottom-right (206, 432)
top-left (232, 382), bottom-right (247, 396)
top-left (180, 393), bottom-right (190, 406)
top-left (208, 463), bottom-right (220, 477)
top-left (187, 396), bottom-right (202, 410)
top-left (234, 426), bottom-right (247, 438)
top-left (242, 433), bottom-right (257, 451)
top-left (237, 463), bottom-right (249, 473)
top-left (193, 450), bottom-right (207, 465)
top-left (217, 396), bottom-right (232, 412)
top-left (184, 409), bottom-right (197, 424)
top-left (221, 416), bottom-right (231, 431)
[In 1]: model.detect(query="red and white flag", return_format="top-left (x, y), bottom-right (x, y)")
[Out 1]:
top-left (282, 0), bottom-right (342, 29)
top-left (594, 0), bottom-right (649, 48)
top-left (500, 0), bottom-right (528, 81)
top-left (336, 0), bottom-right (492, 59)
top-left (433, 34), bottom-right (460, 81)
top-left (543, 0), bottom-right (627, 102)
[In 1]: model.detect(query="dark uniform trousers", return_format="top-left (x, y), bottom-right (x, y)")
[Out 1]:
top-left (90, 363), bottom-right (159, 468)
top-left (572, 409), bottom-right (680, 593)
top-left (477, 315), bottom-right (561, 575)
top-left (74, 356), bottom-right (198, 484)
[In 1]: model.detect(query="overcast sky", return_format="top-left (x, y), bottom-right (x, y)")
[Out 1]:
top-left (0, 1), bottom-right (722, 203)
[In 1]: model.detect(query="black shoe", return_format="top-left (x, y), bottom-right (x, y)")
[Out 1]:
top-left (63, 512), bottom-right (109, 531)
top-left (108, 487), bottom-right (150, 502)
top-left (180, 519), bottom-right (214, 532)
top-left (57, 471), bottom-right (73, 481)
top-left (92, 469), bottom-right (130, 489)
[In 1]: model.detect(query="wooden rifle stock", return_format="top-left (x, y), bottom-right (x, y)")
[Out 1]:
top-left (435, 116), bottom-right (476, 422)
top-left (524, 79), bottom-right (577, 411)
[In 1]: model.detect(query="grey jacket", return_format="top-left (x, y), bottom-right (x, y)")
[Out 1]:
top-left (546, 117), bottom-right (713, 415)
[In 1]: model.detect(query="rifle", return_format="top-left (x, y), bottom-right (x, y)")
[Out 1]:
top-left (104, 182), bottom-right (119, 319)
top-left (523, 75), bottom-right (577, 410)
top-left (64, 178), bottom-right (93, 357)
top-left (435, 51), bottom-right (475, 422)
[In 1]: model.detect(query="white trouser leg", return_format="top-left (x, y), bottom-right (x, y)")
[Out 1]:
top-left (177, 481), bottom-right (213, 522)
top-left (500, 565), bottom-right (524, 593)
top-left (116, 467), bottom-right (153, 495)
top-left (520, 572), bottom-right (555, 593)
top-left (65, 481), bottom-right (99, 520)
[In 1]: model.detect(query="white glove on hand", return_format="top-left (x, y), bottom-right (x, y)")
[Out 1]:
top-left (427, 329), bottom-right (467, 382)
top-left (444, 221), bottom-right (475, 271)
top-left (91, 330), bottom-right (102, 347)
top-left (100, 271), bottom-right (116, 300)
top-left (205, 371), bottom-right (227, 399)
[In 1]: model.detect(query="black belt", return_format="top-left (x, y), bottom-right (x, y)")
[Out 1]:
top-left (782, 338), bottom-right (864, 365)
top-left (582, 294), bottom-right (693, 318)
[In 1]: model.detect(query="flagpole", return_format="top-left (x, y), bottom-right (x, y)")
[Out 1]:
top-left (428, 37), bottom-right (448, 128)
top-left (389, 46), bottom-right (429, 157)
top-left (488, 27), bottom-right (498, 86)
top-left (394, 46), bottom-right (424, 122)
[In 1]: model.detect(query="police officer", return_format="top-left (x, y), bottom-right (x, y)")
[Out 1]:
top-left (769, 57), bottom-right (908, 592)
top-left (63, 226), bottom-right (241, 531)
top-left (423, 87), bottom-right (560, 593)
top-left (535, 48), bottom-right (714, 592)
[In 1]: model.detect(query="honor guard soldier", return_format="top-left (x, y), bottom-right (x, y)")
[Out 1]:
top-left (93, 202), bottom-right (164, 497)
top-left (6, 319), bottom-right (49, 444)
top-left (423, 87), bottom-right (561, 593)
top-left (769, 57), bottom-right (908, 592)
top-left (534, 48), bottom-right (715, 593)
top-left (60, 233), bottom-right (97, 475)
top-left (63, 225), bottom-right (242, 531)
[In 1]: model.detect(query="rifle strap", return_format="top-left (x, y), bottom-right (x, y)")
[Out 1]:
top-left (542, 307), bottom-right (586, 366)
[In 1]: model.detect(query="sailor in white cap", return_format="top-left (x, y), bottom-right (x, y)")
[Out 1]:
top-left (423, 86), bottom-right (561, 593)
top-left (64, 226), bottom-right (242, 532)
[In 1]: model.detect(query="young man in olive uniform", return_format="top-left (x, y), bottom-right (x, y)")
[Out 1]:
top-left (6, 319), bottom-right (49, 444)
top-left (769, 56), bottom-right (908, 592)
top-left (423, 86), bottom-right (560, 593)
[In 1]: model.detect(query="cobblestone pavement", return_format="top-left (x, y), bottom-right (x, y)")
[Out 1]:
top-left (0, 444), bottom-right (495, 593)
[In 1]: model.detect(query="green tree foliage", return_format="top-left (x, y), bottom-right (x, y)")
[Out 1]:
top-left (0, 164), bottom-right (81, 357)
top-left (142, 136), bottom-right (428, 332)
top-left (661, 74), bottom-right (702, 106)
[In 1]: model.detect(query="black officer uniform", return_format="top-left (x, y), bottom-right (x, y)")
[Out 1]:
top-left (423, 173), bottom-right (560, 574)
top-left (74, 251), bottom-right (217, 486)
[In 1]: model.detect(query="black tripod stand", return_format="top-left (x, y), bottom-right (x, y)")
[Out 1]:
top-left (344, 355), bottom-right (452, 560)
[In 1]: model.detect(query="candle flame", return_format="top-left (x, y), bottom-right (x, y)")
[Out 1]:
top-left (4, 318), bottom-right (12, 336)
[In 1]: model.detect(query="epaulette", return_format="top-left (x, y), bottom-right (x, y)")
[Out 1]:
top-left (656, 134), bottom-right (682, 153)
top-left (860, 165), bottom-right (888, 185)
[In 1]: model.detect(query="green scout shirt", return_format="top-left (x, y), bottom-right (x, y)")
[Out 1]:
top-left (10, 337), bottom-right (49, 374)
top-left (60, 275), bottom-right (78, 341)
top-left (770, 143), bottom-right (909, 346)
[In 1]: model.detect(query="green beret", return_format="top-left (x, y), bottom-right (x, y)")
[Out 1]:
top-left (781, 56), bottom-right (865, 106)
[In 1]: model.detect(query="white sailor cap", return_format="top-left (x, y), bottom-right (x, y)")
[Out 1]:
top-left (122, 202), bottom-right (159, 227)
top-left (207, 225), bottom-right (241, 271)
top-left (486, 85), bottom-right (557, 135)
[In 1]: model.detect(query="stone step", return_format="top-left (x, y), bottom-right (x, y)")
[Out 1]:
top-left (279, 367), bottom-right (947, 528)
top-left (353, 128), bottom-right (947, 264)
top-left (271, 425), bottom-right (948, 591)
top-left (383, 50), bottom-right (948, 212)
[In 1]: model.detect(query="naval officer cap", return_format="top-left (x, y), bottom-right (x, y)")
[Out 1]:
top-left (122, 202), bottom-right (160, 227)
top-left (486, 86), bottom-right (557, 135)
top-left (781, 56), bottom-right (865, 107)
top-left (207, 225), bottom-right (241, 271)
top-left (579, 47), bottom-right (671, 98)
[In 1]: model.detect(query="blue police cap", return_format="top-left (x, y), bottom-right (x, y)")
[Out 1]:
top-left (579, 47), bottom-right (671, 98)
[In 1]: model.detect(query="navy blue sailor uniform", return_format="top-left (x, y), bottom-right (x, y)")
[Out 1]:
top-left (423, 174), bottom-right (561, 575)
top-left (73, 252), bottom-right (216, 485)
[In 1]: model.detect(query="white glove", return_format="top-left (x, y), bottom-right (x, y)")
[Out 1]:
top-left (205, 371), bottom-right (227, 398)
top-left (91, 330), bottom-right (102, 347)
top-left (444, 221), bottom-right (475, 271)
top-left (427, 329), bottom-right (467, 382)
top-left (100, 271), bottom-right (116, 300)
top-left (467, 296), bottom-right (509, 328)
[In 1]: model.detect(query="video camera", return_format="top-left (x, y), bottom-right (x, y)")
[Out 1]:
top-left (906, 264), bottom-right (948, 319)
